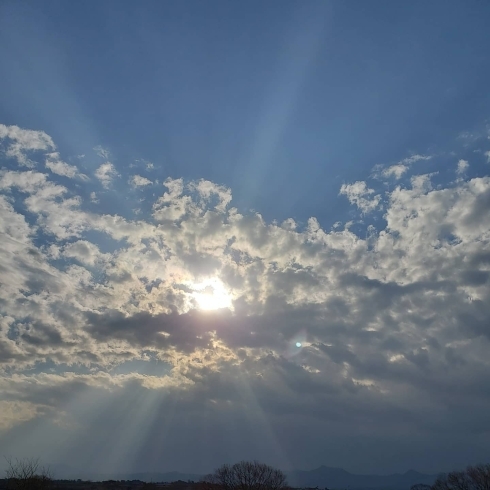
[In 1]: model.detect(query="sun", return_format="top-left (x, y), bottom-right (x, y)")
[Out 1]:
top-left (191, 278), bottom-right (232, 311)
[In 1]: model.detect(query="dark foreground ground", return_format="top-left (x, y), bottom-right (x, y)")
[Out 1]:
top-left (0, 479), bottom-right (196, 490)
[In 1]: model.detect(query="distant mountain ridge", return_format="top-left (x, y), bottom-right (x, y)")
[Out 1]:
top-left (47, 465), bottom-right (202, 483)
top-left (120, 472), bottom-right (203, 483)
top-left (286, 466), bottom-right (437, 489)
top-left (48, 464), bottom-right (437, 488)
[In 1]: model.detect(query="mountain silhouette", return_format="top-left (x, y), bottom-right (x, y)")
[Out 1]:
top-left (48, 465), bottom-right (201, 483)
top-left (286, 466), bottom-right (437, 489)
top-left (48, 463), bottom-right (437, 488)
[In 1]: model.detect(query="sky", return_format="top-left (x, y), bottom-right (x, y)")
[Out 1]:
top-left (1, 0), bottom-right (490, 479)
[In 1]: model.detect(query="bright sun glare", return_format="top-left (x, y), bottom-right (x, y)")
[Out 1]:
top-left (191, 278), bottom-right (232, 311)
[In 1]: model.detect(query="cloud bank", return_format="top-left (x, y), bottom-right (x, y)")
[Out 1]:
top-left (1, 124), bottom-right (490, 474)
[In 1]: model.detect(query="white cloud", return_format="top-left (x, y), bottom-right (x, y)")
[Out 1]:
top-left (0, 169), bottom-right (48, 193)
top-left (189, 179), bottom-right (232, 213)
top-left (130, 175), bottom-right (152, 187)
top-left (485, 150), bottom-right (490, 163)
top-left (45, 152), bottom-right (88, 180)
top-left (95, 162), bottom-right (119, 188)
top-left (0, 124), bottom-right (55, 167)
top-left (373, 154), bottom-right (432, 181)
top-left (401, 154), bottom-right (432, 165)
top-left (152, 177), bottom-right (198, 221)
top-left (382, 163), bottom-right (409, 180)
top-left (63, 240), bottom-right (107, 266)
top-left (456, 159), bottom-right (469, 175)
top-left (339, 181), bottom-right (381, 213)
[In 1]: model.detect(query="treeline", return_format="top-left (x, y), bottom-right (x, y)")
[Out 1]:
top-left (412, 464), bottom-right (490, 490)
top-left (3, 457), bottom-right (490, 490)
top-left (2, 459), bottom-right (287, 490)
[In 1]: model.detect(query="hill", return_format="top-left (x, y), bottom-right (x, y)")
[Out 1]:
top-left (287, 466), bottom-right (437, 489)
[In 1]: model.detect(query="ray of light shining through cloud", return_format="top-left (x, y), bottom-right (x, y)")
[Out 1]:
top-left (1, 0), bottom-right (490, 481)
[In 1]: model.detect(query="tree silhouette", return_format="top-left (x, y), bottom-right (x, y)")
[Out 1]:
top-left (4, 457), bottom-right (53, 490)
top-left (431, 464), bottom-right (490, 490)
top-left (201, 461), bottom-right (288, 490)
top-left (411, 484), bottom-right (432, 490)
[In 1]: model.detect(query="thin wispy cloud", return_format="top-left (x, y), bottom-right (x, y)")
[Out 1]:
top-left (45, 152), bottom-right (88, 180)
top-left (93, 145), bottom-right (111, 160)
top-left (372, 155), bottom-right (432, 181)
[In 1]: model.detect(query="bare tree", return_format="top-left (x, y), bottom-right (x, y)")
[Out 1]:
top-left (432, 474), bottom-right (450, 490)
top-left (4, 457), bottom-right (53, 490)
top-left (411, 484), bottom-right (432, 490)
top-left (431, 464), bottom-right (490, 490)
top-left (466, 465), bottom-right (490, 490)
top-left (201, 461), bottom-right (288, 490)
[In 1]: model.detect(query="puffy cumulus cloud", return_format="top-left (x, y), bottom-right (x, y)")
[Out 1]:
top-left (63, 240), bottom-right (108, 266)
top-left (0, 124), bottom-right (55, 167)
top-left (0, 169), bottom-right (48, 194)
top-left (130, 175), bottom-right (152, 187)
top-left (1, 124), bottom-right (490, 473)
top-left (152, 177), bottom-right (195, 221)
top-left (189, 179), bottom-right (233, 213)
top-left (95, 162), bottom-right (119, 188)
top-left (339, 181), bottom-right (381, 213)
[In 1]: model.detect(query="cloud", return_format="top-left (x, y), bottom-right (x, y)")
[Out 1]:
top-left (130, 175), bottom-right (152, 187)
top-left (95, 162), bottom-right (119, 188)
top-left (63, 240), bottom-right (107, 266)
top-left (45, 152), bottom-right (88, 180)
top-left (382, 163), bottom-right (409, 179)
top-left (189, 179), bottom-right (232, 213)
top-left (401, 154), bottom-right (432, 165)
top-left (0, 124), bottom-right (55, 167)
top-left (0, 169), bottom-right (48, 193)
top-left (339, 181), bottom-right (381, 213)
top-left (485, 150), bottom-right (490, 163)
top-left (0, 401), bottom-right (45, 431)
top-left (2, 124), bottom-right (490, 474)
top-left (373, 154), bottom-right (432, 181)
top-left (93, 145), bottom-right (111, 159)
top-left (456, 159), bottom-right (469, 175)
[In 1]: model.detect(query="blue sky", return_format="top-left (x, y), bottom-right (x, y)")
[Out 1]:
top-left (2, 0), bottom-right (490, 225)
top-left (1, 0), bottom-right (490, 479)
